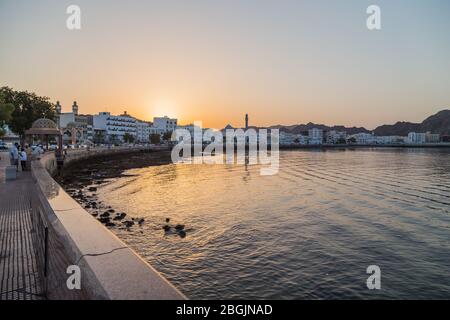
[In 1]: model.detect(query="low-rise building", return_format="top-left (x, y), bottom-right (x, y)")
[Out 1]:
top-left (308, 128), bottom-right (323, 145)
top-left (407, 132), bottom-right (427, 144)
top-left (280, 132), bottom-right (307, 145)
top-left (57, 101), bottom-right (93, 144)
top-left (347, 132), bottom-right (376, 144)
top-left (153, 116), bottom-right (177, 133)
top-left (136, 121), bottom-right (152, 143)
top-left (426, 132), bottom-right (440, 143)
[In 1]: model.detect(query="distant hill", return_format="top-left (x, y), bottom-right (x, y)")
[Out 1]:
top-left (373, 109), bottom-right (450, 136)
top-left (268, 122), bottom-right (370, 135)
top-left (263, 109), bottom-right (450, 136)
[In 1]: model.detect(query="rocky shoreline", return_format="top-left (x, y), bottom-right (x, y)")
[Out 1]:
top-left (55, 151), bottom-right (189, 237)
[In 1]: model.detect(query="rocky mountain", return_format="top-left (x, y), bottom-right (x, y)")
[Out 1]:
top-left (373, 110), bottom-right (450, 136)
top-left (268, 122), bottom-right (370, 135)
top-left (267, 109), bottom-right (450, 136)
top-left (419, 110), bottom-right (450, 135)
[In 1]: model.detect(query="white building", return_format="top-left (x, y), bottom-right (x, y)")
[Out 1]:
top-left (59, 112), bottom-right (76, 129)
top-left (153, 116), bottom-right (177, 133)
top-left (407, 132), bottom-right (427, 144)
top-left (57, 101), bottom-right (93, 144)
top-left (280, 132), bottom-right (307, 145)
top-left (308, 128), bottom-right (323, 145)
top-left (93, 111), bottom-right (137, 142)
top-left (347, 132), bottom-right (376, 144)
top-left (136, 121), bottom-right (152, 143)
top-left (426, 132), bottom-right (440, 143)
top-left (407, 132), bottom-right (440, 144)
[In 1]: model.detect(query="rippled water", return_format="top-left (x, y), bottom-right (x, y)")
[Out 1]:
top-left (97, 148), bottom-right (450, 299)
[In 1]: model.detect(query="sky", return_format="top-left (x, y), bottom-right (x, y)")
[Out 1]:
top-left (1, 0), bottom-right (449, 129)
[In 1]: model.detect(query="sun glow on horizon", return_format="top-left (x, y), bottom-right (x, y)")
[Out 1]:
top-left (150, 98), bottom-right (180, 120)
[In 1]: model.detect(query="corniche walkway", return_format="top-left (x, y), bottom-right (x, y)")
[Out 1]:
top-left (0, 151), bottom-right (45, 300)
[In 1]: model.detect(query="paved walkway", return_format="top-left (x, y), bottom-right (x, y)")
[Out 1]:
top-left (0, 160), bottom-right (45, 300)
top-left (0, 151), bottom-right (9, 183)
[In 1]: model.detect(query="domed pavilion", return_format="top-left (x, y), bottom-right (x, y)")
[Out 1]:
top-left (25, 118), bottom-right (62, 150)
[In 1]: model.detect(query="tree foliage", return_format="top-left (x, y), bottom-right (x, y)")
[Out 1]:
top-left (123, 132), bottom-right (135, 143)
top-left (150, 133), bottom-right (161, 144)
top-left (0, 86), bottom-right (56, 137)
top-left (162, 130), bottom-right (173, 141)
top-left (93, 130), bottom-right (105, 144)
top-left (0, 92), bottom-right (15, 125)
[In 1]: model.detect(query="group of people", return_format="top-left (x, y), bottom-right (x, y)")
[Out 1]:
top-left (9, 143), bottom-right (43, 172)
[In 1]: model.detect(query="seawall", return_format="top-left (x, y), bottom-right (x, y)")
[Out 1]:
top-left (30, 146), bottom-right (186, 300)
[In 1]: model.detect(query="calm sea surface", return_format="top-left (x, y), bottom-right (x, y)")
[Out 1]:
top-left (97, 148), bottom-right (450, 299)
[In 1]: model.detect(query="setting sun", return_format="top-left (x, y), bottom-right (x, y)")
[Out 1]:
top-left (151, 99), bottom-right (179, 120)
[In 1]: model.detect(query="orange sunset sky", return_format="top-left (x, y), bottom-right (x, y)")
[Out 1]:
top-left (1, 0), bottom-right (449, 129)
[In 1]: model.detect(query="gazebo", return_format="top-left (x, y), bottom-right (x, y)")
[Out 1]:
top-left (25, 118), bottom-right (63, 151)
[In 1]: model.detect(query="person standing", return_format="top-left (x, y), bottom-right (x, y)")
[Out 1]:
top-left (25, 144), bottom-right (32, 170)
top-left (10, 143), bottom-right (19, 171)
top-left (20, 148), bottom-right (27, 171)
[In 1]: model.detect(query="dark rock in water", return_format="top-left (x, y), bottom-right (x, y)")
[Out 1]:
top-left (163, 225), bottom-right (171, 232)
top-left (113, 213), bottom-right (126, 221)
top-left (88, 187), bottom-right (97, 192)
top-left (91, 213), bottom-right (99, 217)
top-left (108, 209), bottom-right (115, 213)
top-left (138, 218), bottom-right (145, 225)
top-left (105, 222), bottom-right (115, 227)
top-left (100, 212), bottom-right (110, 218)
top-left (122, 220), bottom-right (134, 228)
top-left (98, 217), bottom-right (111, 224)
top-left (165, 218), bottom-right (170, 223)
top-left (175, 224), bottom-right (185, 231)
top-left (178, 230), bottom-right (186, 238)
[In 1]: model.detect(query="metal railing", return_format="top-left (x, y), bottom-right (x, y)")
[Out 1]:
top-left (30, 179), bottom-right (87, 299)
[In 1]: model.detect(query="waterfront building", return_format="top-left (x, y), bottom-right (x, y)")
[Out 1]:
top-left (407, 132), bottom-right (427, 144)
top-left (308, 128), bottom-right (323, 145)
top-left (425, 132), bottom-right (440, 143)
top-left (136, 121), bottom-right (152, 143)
top-left (347, 132), bottom-right (376, 145)
top-left (93, 111), bottom-right (137, 142)
top-left (153, 116), bottom-right (177, 133)
top-left (57, 101), bottom-right (93, 144)
top-left (280, 132), bottom-right (307, 145)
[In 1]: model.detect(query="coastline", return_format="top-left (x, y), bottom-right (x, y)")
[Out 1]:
top-left (56, 145), bottom-right (450, 232)
top-left (278, 143), bottom-right (450, 149)
top-left (56, 150), bottom-right (173, 230)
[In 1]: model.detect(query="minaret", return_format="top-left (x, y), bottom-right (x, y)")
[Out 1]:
top-left (72, 101), bottom-right (78, 115)
top-left (245, 113), bottom-right (249, 130)
top-left (55, 101), bottom-right (62, 114)
top-left (55, 101), bottom-right (62, 128)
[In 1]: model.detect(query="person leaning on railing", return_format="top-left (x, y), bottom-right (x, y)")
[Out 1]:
top-left (55, 148), bottom-right (65, 176)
